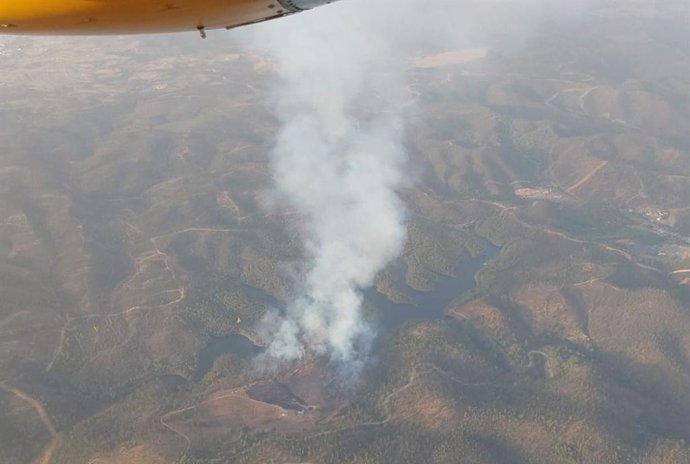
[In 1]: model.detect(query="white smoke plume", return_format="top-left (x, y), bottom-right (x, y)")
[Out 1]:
top-left (248, 0), bottom-right (415, 370)
top-left (246, 0), bottom-right (592, 371)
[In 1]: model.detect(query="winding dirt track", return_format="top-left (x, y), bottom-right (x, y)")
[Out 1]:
top-left (220, 371), bottom-right (421, 462)
top-left (33, 442), bottom-right (58, 464)
top-left (159, 406), bottom-right (194, 451)
top-left (0, 383), bottom-right (56, 436)
top-left (46, 227), bottom-right (248, 373)
top-left (159, 385), bottom-right (251, 453)
top-left (567, 160), bottom-right (608, 194)
top-left (458, 197), bottom-right (660, 274)
top-left (0, 383), bottom-right (58, 464)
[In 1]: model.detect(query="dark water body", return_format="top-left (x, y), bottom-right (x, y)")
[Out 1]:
top-left (367, 243), bottom-right (500, 345)
top-left (194, 334), bottom-right (263, 381)
top-left (193, 283), bottom-right (283, 381)
top-left (605, 265), bottom-right (666, 290)
top-left (194, 243), bottom-right (500, 381)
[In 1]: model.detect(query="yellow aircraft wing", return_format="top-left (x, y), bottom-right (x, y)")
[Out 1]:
top-left (0, 0), bottom-right (338, 35)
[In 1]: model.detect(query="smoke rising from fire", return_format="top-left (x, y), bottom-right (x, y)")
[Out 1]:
top-left (247, 0), bottom-right (591, 371)
top-left (248, 0), bottom-right (415, 371)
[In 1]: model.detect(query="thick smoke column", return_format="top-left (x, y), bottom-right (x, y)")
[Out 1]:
top-left (252, 1), bottom-right (411, 369)
top-left (249, 0), bottom-right (588, 370)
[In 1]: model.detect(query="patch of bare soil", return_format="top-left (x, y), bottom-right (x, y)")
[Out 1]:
top-left (88, 444), bottom-right (167, 464)
top-left (414, 48), bottom-right (487, 68)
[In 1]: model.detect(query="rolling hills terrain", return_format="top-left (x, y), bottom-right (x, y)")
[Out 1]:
top-left (0, 1), bottom-right (689, 463)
